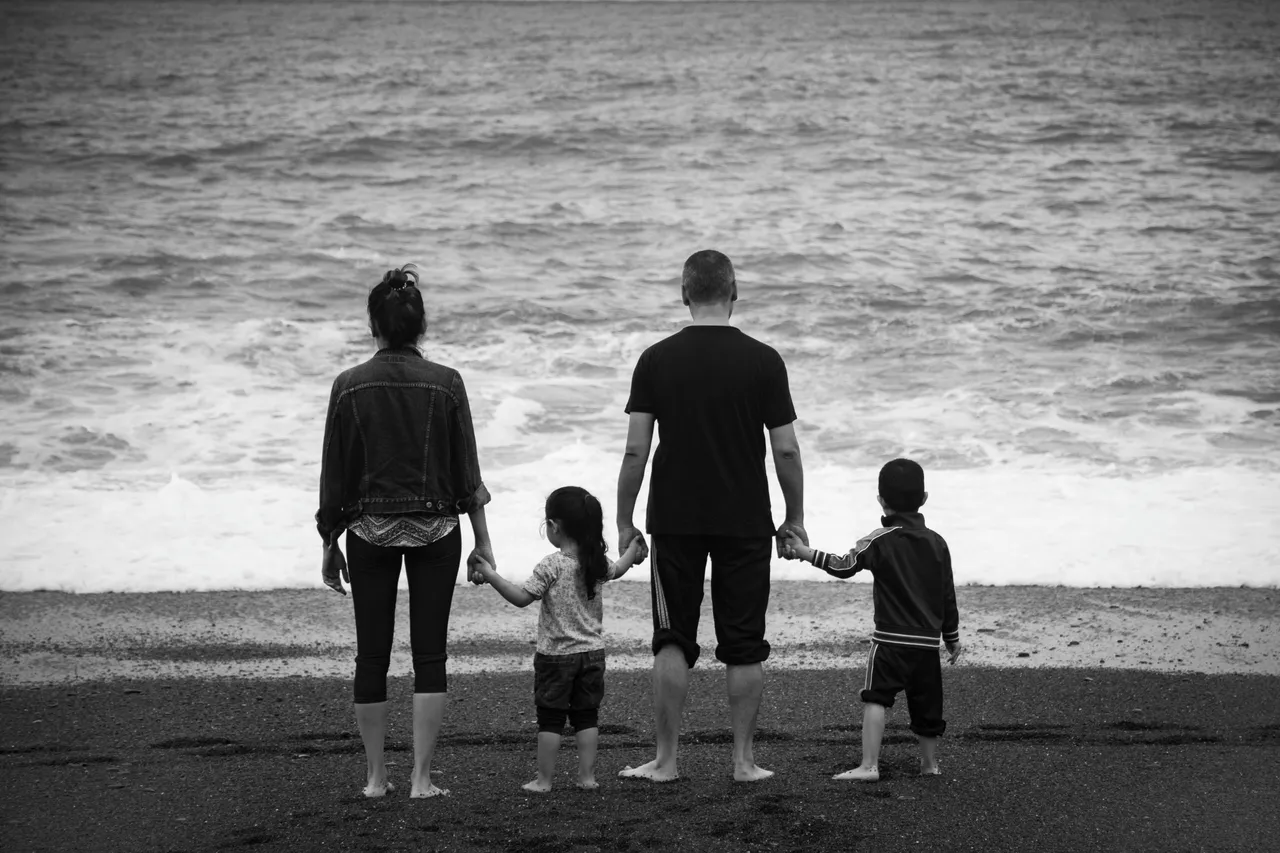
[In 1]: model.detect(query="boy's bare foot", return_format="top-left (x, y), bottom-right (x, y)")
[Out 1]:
top-left (362, 780), bottom-right (394, 798)
top-left (522, 779), bottom-right (553, 793)
top-left (733, 763), bottom-right (775, 783)
top-left (409, 782), bottom-right (449, 798)
top-left (576, 778), bottom-right (599, 790)
top-left (618, 760), bottom-right (678, 782)
top-left (833, 765), bottom-right (879, 782)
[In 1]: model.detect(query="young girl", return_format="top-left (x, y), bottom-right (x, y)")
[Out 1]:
top-left (472, 486), bottom-right (642, 792)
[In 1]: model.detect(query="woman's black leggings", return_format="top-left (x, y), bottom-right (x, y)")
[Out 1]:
top-left (347, 526), bottom-right (462, 703)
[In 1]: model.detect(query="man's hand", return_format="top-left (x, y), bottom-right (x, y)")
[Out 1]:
top-left (619, 525), bottom-right (648, 564)
top-left (946, 640), bottom-right (963, 665)
top-left (322, 544), bottom-right (349, 595)
top-left (779, 530), bottom-right (813, 562)
top-left (776, 520), bottom-right (808, 559)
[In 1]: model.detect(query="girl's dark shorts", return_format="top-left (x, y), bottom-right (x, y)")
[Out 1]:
top-left (533, 649), bottom-right (606, 711)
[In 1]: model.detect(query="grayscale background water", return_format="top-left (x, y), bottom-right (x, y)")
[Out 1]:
top-left (1, 0), bottom-right (1277, 590)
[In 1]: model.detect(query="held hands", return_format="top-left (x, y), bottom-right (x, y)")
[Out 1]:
top-left (470, 553), bottom-right (497, 583)
top-left (618, 525), bottom-right (649, 565)
top-left (776, 522), bottom-right (810, 561)
top-left (321, 543), bottom-right (349, 596)
top-left (467, 543), bottom-right (496, 585)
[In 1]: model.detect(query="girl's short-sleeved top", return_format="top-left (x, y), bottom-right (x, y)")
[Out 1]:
top-left (521, 552), bottom-right (622, 656)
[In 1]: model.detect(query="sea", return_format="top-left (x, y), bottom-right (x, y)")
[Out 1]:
top-left (1, 0), bottom-right (1277, 592)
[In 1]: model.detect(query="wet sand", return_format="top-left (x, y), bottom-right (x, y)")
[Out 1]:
top-left (2, 584), bottom-right (1278, 852)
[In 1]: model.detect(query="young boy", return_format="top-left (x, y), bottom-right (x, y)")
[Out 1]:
top-left (781, 458), bottom-right (961, 781)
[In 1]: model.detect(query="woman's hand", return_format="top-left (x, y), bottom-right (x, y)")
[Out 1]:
top-left (322, 544), bottom-right (349, 595)
top-left (467, 543), bottom-right (495, 585)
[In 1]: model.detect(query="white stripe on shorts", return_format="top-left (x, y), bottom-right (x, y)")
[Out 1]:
top-left (864, 641), bottom-right (879, 694)
top-left (651, 538), bottom-right (670, 630)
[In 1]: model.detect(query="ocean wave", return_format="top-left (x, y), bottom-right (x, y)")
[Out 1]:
top-left (1181, 148), bottom-right (1280, 174)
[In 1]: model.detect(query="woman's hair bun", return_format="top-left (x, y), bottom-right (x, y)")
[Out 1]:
top-left (381, 266), bottom-right (420, 291)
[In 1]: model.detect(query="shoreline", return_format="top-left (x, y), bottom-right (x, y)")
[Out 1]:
top-left (2, 583), bottom-right (1275, 685)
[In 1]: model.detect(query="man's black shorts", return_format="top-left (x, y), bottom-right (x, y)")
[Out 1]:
top-left (650, 534), bottom-right (772, 668)
top-left (861, 641), bottom-right (946, 737)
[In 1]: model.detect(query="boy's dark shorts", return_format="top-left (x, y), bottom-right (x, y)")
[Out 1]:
top-left (861, 641), bottom-right (946, 738)
top-left (534, 649), bottom-right (605, 712)
top-left (650, 534), bottom-right (772, 668)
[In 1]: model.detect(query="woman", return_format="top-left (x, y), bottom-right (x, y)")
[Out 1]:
top-left (316, 264), bottom-right (494, 799)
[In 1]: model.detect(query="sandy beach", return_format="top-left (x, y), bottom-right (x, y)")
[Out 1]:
top-left (1, 582), bottom-right (1275, 685)
top-left (2, 583), bottom-right (1278, 852)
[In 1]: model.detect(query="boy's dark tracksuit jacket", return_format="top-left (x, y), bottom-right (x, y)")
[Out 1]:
top-left (805, 511), bottom-right (960, 650)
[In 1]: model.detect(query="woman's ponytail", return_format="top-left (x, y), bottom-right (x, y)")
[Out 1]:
top-left (367, 265), bottom-right (427, 349)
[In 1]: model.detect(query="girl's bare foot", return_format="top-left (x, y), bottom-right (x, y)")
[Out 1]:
top-left (522, 778), bottom-right (553, 793)
top-left (576, 777), bottom-right (599, 790)
top-left (920, 763), bottom-right (941, 776)
top-left (833, 765), bottom-right (879, 782)
top-left (362, 780), bottom-right (394, 798)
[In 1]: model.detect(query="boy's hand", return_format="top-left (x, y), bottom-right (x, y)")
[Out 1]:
top-left (780, 530), bottom-right (812, 562)
top-left (776, 521), bottom-right (807, 558)
top-left (945, 640), bottom-right (962, 665)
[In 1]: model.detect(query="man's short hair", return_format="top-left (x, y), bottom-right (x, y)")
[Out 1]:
top-left (682, 250), bottom-right (735, 305)
top-left (879, 458), bottom-right (925, 512)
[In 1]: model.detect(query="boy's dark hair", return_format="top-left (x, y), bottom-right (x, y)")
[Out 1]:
top-left (368, 267), bottom-right (426, 349)
top-left (546, 486), bottom-right (609, 600)
top-left (878, 458), bottom-right (925, 512)
top-left (682, 249), bottom-right (735, 305)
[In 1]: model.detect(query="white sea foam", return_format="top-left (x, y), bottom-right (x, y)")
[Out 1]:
top-left (2, 455), bottom-right (1276, 593)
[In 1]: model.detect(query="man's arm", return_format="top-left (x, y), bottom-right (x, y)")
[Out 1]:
top-left (768, 421), bottom-right (805, 551)
top-left (616, 411), bottom-right (655, 560)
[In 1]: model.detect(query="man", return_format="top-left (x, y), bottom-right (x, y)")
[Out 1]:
top-left (616, 249), bottom-right (806, 783)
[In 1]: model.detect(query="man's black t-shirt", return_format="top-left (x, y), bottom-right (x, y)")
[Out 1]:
top-left (626, 326), bottom-right (796, 538)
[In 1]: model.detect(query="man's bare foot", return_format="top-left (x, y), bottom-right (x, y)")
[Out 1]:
top-left (833, 765), bottom-right (879, 782)
top-left (618, 760), bottom-right (678, 782)
top-left (733, 764), bottom-right (775, 783)
top-left (576, 777), bottom-right (599, 790)
top-left (362, 780), bottom-right (394, 798)
top-left (522, 779), bottom-right (553, 793)
top-left (409, 782), bottom-right (449, 798)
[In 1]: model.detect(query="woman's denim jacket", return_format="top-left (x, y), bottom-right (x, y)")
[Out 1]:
top-left (316, 347), bottom-right (490, 543)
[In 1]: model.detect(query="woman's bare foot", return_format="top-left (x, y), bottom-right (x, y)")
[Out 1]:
top-left (522, 778), bottom-right (553, 793)
top-left (362, 779), bottom-right (395, 798)
top-left (618, 760), bottom-right (678, 782)
top-left (733, 763), bottom-right (775, 783)
top-left (409, 782), bottom-right (449, 798)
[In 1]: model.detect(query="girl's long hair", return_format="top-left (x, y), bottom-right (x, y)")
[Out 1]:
top-left (545, 486), bottom-right (609, 600)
